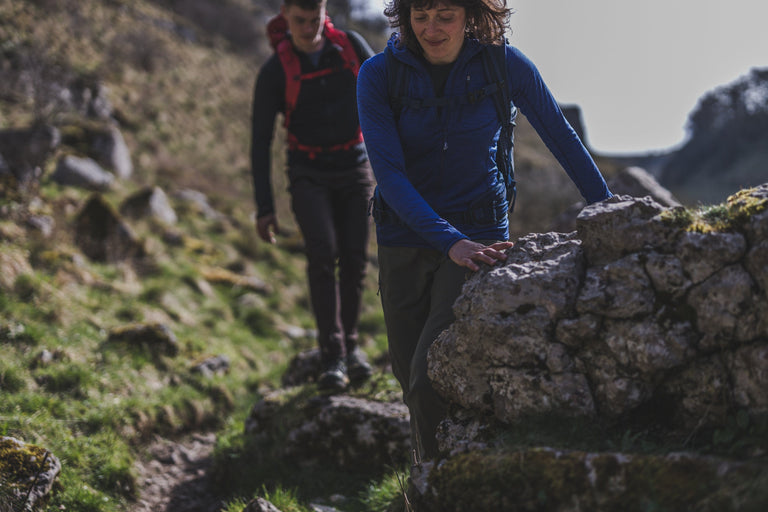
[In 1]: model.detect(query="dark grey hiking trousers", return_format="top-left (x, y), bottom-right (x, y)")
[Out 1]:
top-left (378, 244), bottom-right (474, 461)
top-left (288, 161), bottom-right (374, 363)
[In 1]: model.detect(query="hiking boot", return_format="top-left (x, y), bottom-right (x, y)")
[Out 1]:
top-left (317, 358), bottom-right (349, 392)
top-left (346, 348), bottom-right (373, 383)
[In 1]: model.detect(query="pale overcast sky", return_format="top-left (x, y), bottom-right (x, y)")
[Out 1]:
top-left (360, 0), bottom-right (768, 154)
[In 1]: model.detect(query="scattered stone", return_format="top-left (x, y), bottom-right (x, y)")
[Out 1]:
top-left (73, 194), bottom-right (146, 262)
top-left (25, 214), bottom-right (54, 237)
top-left (243, 497), bottom-right (283, 512)
top-left (107, 322), bottom-right (179, 357)
top-left (120, 186), bottom-right (178, 225)
top-left (192, 355), bottom-right (231, 378)
top-left (92, 123), bottom-right (133, 179)
top-left (175, 189), bottom-right (225, 221)
top-left (51, 155), bottom-right (114, 191)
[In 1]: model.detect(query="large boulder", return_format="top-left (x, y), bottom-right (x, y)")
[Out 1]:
top-left (430, 187), bottom-right (768, 447)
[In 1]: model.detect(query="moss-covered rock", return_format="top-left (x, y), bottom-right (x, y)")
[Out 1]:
top-left (0, 436), bottom-right (61, 510)
top-left (416, 448), bottom-right (768, 512)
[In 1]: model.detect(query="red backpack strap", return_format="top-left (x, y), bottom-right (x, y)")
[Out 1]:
top-left (266, 14), bottom-right (288, 50)
top-left (267, 13), bottom-right (302, 127)
top-left (322, 17), bottom-right (361, 77)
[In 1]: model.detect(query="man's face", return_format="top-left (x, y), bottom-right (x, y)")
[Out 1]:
top-left (282, 3), bottom-right (326, 53)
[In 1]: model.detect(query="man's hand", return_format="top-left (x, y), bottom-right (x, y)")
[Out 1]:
top-left (448, 239), bottom-right (514, 271)
top-left (256, 214), bottom-right (278, 244)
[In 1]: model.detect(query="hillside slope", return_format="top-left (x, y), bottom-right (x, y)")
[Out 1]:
top-left (0, 1), bottom-right (391, 510)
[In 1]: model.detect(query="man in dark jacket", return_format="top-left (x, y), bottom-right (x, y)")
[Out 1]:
top-left (250, 0), bottom-right (375, 391)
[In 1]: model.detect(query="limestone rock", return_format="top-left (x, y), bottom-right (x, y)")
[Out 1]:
top-left (284, 395), bottom-right (410, 470)
top-left (430, 191), bottom-right (768, 457)
top-left (576, 194), bottom-right (677, 265)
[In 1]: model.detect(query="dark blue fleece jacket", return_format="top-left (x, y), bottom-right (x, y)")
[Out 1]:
top-left (357, 35), bottom-right (612, 254)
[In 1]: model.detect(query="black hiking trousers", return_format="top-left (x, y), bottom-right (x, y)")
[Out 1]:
top-left (378, 240), bottom-right (497, 461)
top-left (288, 161), bottom-right (374, 364)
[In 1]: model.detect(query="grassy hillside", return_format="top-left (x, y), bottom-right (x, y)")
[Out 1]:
top-left (0, 1), bottom-right (396, 510)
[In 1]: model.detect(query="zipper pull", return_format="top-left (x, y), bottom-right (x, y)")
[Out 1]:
top-left (443, 140), bottom-right (448, 151)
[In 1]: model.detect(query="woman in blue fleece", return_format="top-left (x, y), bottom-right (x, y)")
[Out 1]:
top-left (357, 0), bottom-right (612, 462)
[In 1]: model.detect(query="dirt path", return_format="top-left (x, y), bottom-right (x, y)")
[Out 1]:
top-left (130, 432), bottom-right (225, 512)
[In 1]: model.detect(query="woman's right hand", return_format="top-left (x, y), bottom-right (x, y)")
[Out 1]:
top-left (448, 239), bottom-right (514, 271)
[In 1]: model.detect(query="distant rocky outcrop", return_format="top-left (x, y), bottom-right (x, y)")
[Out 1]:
top-left (658, 67), bottom-right (768, 204)
top-left (549, 165), bottom-right (681, 233)
top-left (560, 104), bottom-right (586, 144)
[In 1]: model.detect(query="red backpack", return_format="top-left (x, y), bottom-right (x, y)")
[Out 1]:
top-left (266, 13), bottom-right (364, 158)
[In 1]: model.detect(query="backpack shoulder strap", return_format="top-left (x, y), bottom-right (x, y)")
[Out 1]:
top-left (481, 41), bottom-right (518, 212)
top-left (276, 39), bottom-right (301, 122)
top-left (323, 19), bottom-right (362, 76)
top-left (385, 48), bottom-right (409, 123)
top-left (266, 14), bottom-right (288, 50)
top-left (267, 14), bottom-right (301, 119)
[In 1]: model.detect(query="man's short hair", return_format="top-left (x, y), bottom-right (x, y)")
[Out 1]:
top-left (284, 0), bottom-right (325, 9)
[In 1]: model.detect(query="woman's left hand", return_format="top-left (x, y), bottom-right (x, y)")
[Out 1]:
top-left (448, 239), bottom-right (514, 271)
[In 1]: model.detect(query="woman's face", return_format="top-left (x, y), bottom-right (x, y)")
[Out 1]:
top-left (410, 2), bottom-right (467, 65)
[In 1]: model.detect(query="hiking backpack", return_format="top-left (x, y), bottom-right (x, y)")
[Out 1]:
top-left (386, 41), bottom-right (518, 212)
top-left (266, 13), bottom-right (364, 158)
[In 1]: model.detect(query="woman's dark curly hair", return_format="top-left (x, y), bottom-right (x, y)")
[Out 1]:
top-left (384, 0), bottom-right (511, 50)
